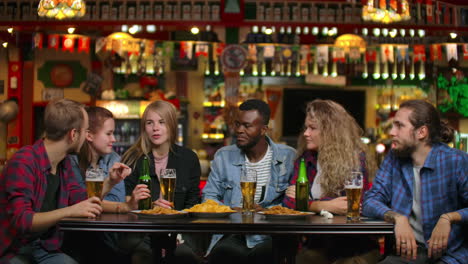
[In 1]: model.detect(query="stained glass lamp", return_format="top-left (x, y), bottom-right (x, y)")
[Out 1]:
top-left (38, 0), bottom-right (86, 20)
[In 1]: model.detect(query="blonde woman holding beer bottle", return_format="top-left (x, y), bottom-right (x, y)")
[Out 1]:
top-left (68, 106), bottom-right (152, 264)
top-left (283, 99), bottom-right (380, 264)
top-left (122, 100), bottom-right (202, 264)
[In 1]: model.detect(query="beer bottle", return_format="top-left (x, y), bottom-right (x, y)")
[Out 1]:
top-left (295, 158), bottom-right (309, 211)
top-left (138, 156), bottom-right (152, 210)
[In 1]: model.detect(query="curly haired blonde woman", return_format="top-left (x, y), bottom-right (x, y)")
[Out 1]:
top-left (283, 99), bottom-right (380, 264)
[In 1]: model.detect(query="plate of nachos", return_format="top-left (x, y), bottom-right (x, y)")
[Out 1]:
top-left (184, 199), bottom-right (236, 218)
top-left (131, 206), bottom-right (188, 219)
top-left (257, 205), bottom-right (314, 219)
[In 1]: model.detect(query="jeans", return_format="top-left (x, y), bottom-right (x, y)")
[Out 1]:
top-left (208, 234), bottom-right (273, 264)
top-left (379, 243), bottom-right (444, 264)
top-left (9, 240), bottom-right (77, 264)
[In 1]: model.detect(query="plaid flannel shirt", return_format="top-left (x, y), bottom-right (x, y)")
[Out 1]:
top-left (0, 139), bottom-right (87, 260)
top-left (363, 143), bottom-right (468, 264)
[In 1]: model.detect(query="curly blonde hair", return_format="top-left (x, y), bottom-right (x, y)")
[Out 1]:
top-left (121, 100), bottom-right (178, 168)
top-left (297, 99), bottom-right (376, 197)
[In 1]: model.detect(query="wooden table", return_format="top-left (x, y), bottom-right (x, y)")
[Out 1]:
top-left (59, 213), bottom-right (393, 263)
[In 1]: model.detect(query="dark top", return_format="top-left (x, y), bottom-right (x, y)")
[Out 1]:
top-left (125, 144), bottom-right (201, 211)
top-left (41, 172), bottom-right (60, 213)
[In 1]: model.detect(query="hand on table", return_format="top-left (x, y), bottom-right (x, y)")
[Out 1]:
top-left (69, 197), bottom-right (102, 218)
top-left (154, 197), bottom-right (173, 209)
top-left (322, 196), bottom-right (347, 215)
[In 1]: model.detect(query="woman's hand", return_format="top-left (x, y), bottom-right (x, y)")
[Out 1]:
top-left (285, 185), bottom-right (296, 199)
top-left (154, 197), bottom-right (174, 209)
top-left (322, 196), bottom-right (347, 215)
top-left (108, 162), bottom-right (132, 186)
top-left (127, 184), bottom-right (151, 210)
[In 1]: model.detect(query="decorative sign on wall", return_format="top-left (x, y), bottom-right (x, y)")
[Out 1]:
top-left (37, 61), bottom-right (87, 88)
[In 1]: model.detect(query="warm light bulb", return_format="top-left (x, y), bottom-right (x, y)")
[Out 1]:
top-left (264, 28), bottom-right (273, 35)
top-left (312, 27), bottom-right (319, 36)
top-left (2, 42), bottom-right (7, 48)
top-left (67, 27), bottom-right (76, 34)
top-left (7, 27), bottom-right (13, 34)
top-left (389, 29), bottom-right (397, 38)
top-left (450, 32), bottom-right (457, 39)
top-left (191, 27), bottom-right (200, 35)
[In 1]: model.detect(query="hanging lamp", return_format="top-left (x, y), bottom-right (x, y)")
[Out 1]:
top-left (38, 0), bottom-right (86, 20)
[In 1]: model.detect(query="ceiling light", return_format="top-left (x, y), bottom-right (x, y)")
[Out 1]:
top-left (362, 28), bottom-right (368, 36)
top-left (128, 25), bottom-right (140, 35)
top-left (417, 29), bottom-right (425, 38)
top-left (312, 27), bottom-right (319, 36)
top-left (191, 26), bottom-right (200, 35)
top-left (38, 0), bottom-right (86, 20)
top-left (146, 25), bottom-right (156, 33)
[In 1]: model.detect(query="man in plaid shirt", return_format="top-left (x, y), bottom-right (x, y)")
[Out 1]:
top-left (363, 100), bottom-right (467, 264)
top-left (0, 99), bottom-right (126, 264)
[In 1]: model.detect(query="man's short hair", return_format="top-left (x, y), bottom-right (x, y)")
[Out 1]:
top-left (239, 99), bottom-right (271, 126)
top-left (44, 99), bottom-right (85, 141)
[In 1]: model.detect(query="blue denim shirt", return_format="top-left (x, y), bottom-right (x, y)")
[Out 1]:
top-left (202, 137), bottom-right (296, 254)
top-left (70, 152), bottom-right (125, 202)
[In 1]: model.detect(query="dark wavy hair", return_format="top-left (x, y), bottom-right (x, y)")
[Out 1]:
top-left (399, 100), bottom-right (454, 144)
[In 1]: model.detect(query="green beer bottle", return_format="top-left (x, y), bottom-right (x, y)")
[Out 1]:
top-left (295, 158), bottom-right (309, 211)
top-left (138, 156), bottom-right (152, 210)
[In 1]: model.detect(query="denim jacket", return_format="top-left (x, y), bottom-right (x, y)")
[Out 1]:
top-left (202, 137), bottom-right (296, 254)
top-left (70, 152), bottom-right (125, 202)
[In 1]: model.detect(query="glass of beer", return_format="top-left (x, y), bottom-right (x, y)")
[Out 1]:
top-left (85, 168), bottom-right (105, 198)
top-left (240, 168), bottom-right (257, 215)
top-left (160, 169), bottom-right (177, 207)
top-left (345, 171), bottom-right (363, 222)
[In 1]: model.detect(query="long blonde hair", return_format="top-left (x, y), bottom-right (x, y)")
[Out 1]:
top-left (121, 100), bottom-right (178, 168)
top-left (297, 99), bottom-right (376, 197)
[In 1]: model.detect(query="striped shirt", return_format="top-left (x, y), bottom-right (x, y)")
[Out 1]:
top-left (246, 144), bottom-right (272, 203)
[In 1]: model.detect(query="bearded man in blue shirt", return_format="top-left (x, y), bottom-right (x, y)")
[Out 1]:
top-left (363, 100), bottom-right (467, 264)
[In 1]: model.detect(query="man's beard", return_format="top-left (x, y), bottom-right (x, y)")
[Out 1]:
top-left (392, 142), bottom-right (416, 158)
top-left (236, 135), bottom-right (261, 151)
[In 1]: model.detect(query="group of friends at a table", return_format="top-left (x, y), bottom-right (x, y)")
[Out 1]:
top-left (0, 97), bottom-right (466, 264)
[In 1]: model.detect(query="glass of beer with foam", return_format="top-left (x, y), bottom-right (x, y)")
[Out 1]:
top-left (345, 171), bottom-right (363, 222)
top-left (160, 169), bottom-right (177, 207)
top-left (85, 168), bottom-right (105, 198)
top-left (240, 168), bottom-right (257, 215)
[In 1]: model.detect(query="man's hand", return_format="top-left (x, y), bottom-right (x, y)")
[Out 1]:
top-left (127, 184), bottom-right (151, 210)
top-left (323, 196), bottom-right (347, 215)
top-left (427, 215), bottom-right (451, 259)
top-left (69, 197), bottom-right (102, 218)
top-left (285, 185), bottom-right (295, 199)
top-left (394, 215), bottom-right (418, 260)
top-left (108, 162), bottom-right (132, 185)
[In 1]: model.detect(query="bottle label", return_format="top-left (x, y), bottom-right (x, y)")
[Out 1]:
top-left (139, 175), bottom-right (151, 180)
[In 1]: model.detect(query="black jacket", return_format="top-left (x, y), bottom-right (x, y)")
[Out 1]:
top-left (124, 144), bottom-right (201, 210)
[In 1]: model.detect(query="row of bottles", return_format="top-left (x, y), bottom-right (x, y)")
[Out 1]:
top-left (114, 120), bottom-right (140, 145)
